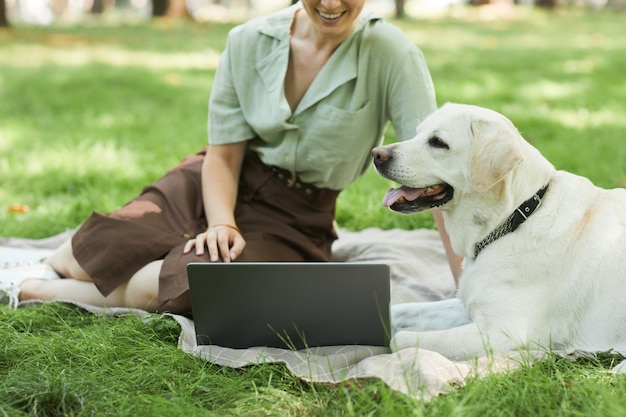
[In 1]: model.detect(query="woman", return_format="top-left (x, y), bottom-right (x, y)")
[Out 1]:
top-left (8, 1), bottom-right (459, 313)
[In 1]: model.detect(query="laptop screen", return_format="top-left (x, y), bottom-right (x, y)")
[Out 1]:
top-left (187, 262), bottom-right (391, 350)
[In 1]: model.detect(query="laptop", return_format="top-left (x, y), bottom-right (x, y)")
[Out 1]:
top-left (186, 262), bottom-right (391, 350)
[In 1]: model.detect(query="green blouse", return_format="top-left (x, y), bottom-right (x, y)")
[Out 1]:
top-left (208, 4), bottom-right (437, 190)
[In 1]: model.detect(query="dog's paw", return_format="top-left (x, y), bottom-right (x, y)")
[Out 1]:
top-left (391, 302), bottom-right (422, 331)
top-left (390, 330), bottom-right (419, 352)
top-left (392, 298), bottom-right (471, 333)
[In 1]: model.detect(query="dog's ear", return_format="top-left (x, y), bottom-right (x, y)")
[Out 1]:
top-left (469, 117), bottom-right (524, 191)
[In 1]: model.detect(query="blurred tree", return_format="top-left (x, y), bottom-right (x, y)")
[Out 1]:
top-left (395, 0), bottom-right (405, 17)
top-left (92, 0), bottom-right (105, 13)
top-left (0, 0), bottom-right (8, 27)
top-left (153, 0), bottom-right (190, 17)
top-left (470, 0), bottom-right (515, 4)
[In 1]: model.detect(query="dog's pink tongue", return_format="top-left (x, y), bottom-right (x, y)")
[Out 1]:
top-left (382, 187), bottom-right (423, 207)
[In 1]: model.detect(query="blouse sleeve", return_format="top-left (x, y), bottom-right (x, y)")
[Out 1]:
top-left (370, 22), bottom-right (437, 142)
top-left (208, 30), bottom-right (256, 145)
top-left (388, 46), bottom-right (437, 141)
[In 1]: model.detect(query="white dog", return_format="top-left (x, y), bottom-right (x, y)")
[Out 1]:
top-left (372, 103), bottom-right (626, 364)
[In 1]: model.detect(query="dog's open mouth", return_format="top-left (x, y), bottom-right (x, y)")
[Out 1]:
top-left (382, 183), bottom-right (454, 213)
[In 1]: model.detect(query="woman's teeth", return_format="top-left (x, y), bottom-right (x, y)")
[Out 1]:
top-left (319, 11), bottom-right (342, 19)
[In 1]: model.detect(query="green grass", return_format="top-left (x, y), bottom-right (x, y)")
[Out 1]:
top-left (1, 7), bottom-right (626, 416)
top-left (1, 305), bottom-right (624, 416)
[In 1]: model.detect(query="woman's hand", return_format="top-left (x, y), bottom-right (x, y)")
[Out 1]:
top-left (183, 225), bottom-right (246, 262)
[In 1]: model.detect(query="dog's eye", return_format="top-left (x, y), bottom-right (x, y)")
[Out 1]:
top-left (428, 136), bottom-right (449, 149)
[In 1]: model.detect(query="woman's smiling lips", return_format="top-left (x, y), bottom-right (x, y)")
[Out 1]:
top-left (317, 9), bottom-right (345, 21)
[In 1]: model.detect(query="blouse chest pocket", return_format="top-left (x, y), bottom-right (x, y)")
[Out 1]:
top-left (302, 100), bottom-right (377, 166)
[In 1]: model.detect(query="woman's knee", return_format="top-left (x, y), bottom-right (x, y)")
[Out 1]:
top-left (46, 239), bottom-right (91, 281)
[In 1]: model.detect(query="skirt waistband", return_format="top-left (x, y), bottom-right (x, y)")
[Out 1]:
top-left (246, 151), bottom-right (341, 203)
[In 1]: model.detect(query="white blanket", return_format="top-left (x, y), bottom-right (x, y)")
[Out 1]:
top-left (0, 228), bottom-right (532, 400)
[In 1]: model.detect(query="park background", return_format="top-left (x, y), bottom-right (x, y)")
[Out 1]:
top-left (1, 1), bottom-right (626, 416)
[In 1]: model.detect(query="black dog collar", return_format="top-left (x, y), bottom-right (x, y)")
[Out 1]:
top-left (473, 183), bottom-right (549, 259)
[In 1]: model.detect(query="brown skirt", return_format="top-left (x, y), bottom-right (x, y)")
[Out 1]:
top-left (71, 149), bottom-right (341, 309)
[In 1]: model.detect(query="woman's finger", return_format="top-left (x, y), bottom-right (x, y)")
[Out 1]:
top-left (229, 235), bottom-right (246, 262)
top-left (183, 239), bottom-right (196, 254)
top-left (216, 230), bottom-right (236, 262)
top-left (194, 232), bottom-right (208, 256)
top-left (206, 229), bottom-right (221, 262)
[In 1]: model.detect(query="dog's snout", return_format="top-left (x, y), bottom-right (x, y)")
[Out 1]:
top-left (372, 147), bottom-right (392, 167)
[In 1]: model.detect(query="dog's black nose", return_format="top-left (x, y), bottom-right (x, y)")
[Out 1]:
top-left (372, 147), bottom-right (391, 167)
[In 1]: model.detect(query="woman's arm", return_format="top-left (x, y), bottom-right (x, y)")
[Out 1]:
top-left (183, 141), bottom-right (248, 262)
top-left (433, 210), bottom-right (463, 286)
